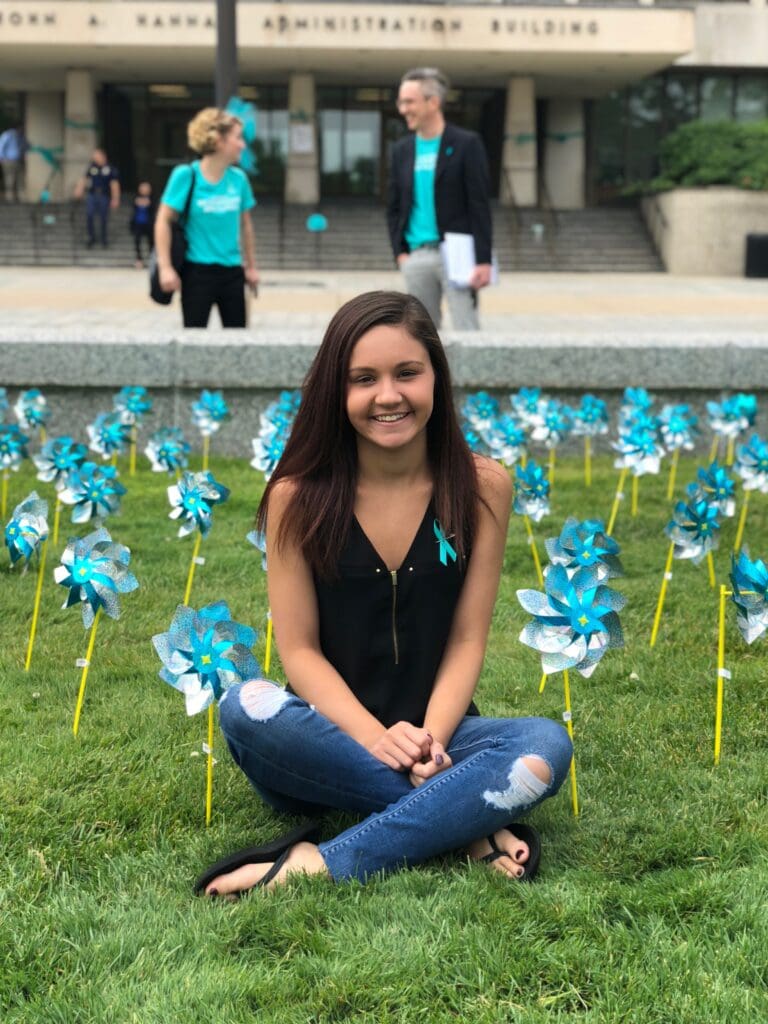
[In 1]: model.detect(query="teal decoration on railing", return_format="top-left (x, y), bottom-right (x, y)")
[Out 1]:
top-left (64, 117), bottom-right (98, 132)
top-left (546, 131), bottom-right (585, 143)
top-left (28, 144), bottom-right (63, 170)
top-left (505, 132), bottom-right (536, 146)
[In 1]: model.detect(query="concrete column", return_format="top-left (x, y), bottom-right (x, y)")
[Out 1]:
top-left (26, 92), bottom-right (65, 201)
top-left (544, 98), bottom-right (585, 210)
top-left (63, 69), bottom-right (97, 196)
top-left (285, 73), bottom-right (319, 205)
top-left (500, 77), bottom-right (537, 208)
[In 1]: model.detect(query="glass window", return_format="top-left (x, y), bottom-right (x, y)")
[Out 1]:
top-left (345, 110), bottom-right (380, 196)
top-left (591, 91), bottom-right (627, 200)
top-left (700, 75), bottom-right (734, 122)
top-left (735, 76), bottom-right (768, 122)
top-left (626, 78), bottom-right (663, 181)
top-left (665, 73), bottom-right (698, 130)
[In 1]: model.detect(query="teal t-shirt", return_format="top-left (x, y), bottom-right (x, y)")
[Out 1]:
top-left (405, 135), bottom-right (441, 251)
top-left (161, 161), bottom-right (256, 267)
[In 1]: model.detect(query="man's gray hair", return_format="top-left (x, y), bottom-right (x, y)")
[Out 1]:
top-left (400, 68), bottom-right (449, 107)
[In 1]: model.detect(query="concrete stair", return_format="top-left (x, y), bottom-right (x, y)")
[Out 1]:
top-left (0, 200), bottom-right (663, 273)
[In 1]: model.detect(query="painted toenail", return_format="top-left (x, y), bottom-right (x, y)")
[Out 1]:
top-left (209, 888), bottom-right (218, 896)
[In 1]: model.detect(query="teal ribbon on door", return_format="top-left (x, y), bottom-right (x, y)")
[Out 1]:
top-left (433, 520), bottom-right (457, 566)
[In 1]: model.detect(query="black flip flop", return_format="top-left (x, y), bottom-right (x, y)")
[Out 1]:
top-left (480, 822), bottom-right (542, 882)
top-left (194, 820), bottom-right (322, 895)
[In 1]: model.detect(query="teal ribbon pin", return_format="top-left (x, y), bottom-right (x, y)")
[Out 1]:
top-left (433, 520), bottom-right (457, 566)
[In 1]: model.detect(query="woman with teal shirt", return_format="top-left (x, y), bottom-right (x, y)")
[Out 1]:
top-left (155, 108), bottom-right (260, 328)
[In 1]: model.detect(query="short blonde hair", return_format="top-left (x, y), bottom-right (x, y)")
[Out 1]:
top-left (187, 108), bottom-right (242, 155)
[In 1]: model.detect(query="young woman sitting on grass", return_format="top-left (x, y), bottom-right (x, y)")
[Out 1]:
top-left (197, 290), bottom-right (573, 896)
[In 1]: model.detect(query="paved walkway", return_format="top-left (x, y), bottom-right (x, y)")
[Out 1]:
top-left (1, 267), bottom-right (767, 336)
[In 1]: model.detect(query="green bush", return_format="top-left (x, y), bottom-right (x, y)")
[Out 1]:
top-left (641, 119), bottom-right (768, 193)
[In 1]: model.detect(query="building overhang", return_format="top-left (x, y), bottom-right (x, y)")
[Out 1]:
top-left (0, 2), bottom-right (696, 94)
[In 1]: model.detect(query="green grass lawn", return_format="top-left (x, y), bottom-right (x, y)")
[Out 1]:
top-left (2, 454), bottom-right (767, 1023)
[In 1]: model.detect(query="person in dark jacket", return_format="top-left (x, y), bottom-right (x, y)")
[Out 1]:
top-left (387, 67), bottom-right (493, 331)
top-left (73, 148), bottom-right (121, 248)
top-left (130, 181), bottom-right (156, 268)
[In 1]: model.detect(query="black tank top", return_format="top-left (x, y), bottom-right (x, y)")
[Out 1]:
top-left (313, 503), bottom-right (479, 728)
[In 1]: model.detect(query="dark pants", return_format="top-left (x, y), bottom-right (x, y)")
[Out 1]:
top-left (181, 262), bottom-right (246, 328)
top-left (86, 193), bottom-right (110, 245)
top-left (132, 225), bottom-right (153, 261)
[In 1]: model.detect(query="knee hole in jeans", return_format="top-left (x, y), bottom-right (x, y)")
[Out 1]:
top-left (238, 679), bottom-right (291, 722)
top-left (482, 755), bottom-right (551, 812)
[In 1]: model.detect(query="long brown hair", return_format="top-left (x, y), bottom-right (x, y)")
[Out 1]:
top-left (258, 291), bottom-right (479, 578)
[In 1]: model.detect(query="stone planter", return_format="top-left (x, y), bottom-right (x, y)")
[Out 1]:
top-left (642, 188), bottom-right (768, 276)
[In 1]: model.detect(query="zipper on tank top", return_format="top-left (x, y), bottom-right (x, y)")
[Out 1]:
top-left (390, 570), bottom-right (400, 665)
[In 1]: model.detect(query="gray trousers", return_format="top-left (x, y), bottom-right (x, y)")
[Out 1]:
top-left (401, 247), bottom-right (479, 331)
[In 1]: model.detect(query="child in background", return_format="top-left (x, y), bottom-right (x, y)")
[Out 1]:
top-left (130, 182), bottom-right (155, 268)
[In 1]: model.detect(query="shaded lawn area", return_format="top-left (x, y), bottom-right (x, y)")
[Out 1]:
top-left (2, 454), bottom-right (767, 1023)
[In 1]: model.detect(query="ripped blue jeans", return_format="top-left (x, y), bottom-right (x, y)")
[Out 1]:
top-left (218, 680), bottom-right (573, 883)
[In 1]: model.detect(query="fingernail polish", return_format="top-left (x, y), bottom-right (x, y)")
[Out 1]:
top-left (209, 888), bottom-right (219, 896)
top-left (435, 754), bottom-right (444, 766)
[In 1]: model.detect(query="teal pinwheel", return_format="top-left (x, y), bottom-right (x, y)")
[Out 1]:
top-left (483, 414), bottom-right (527, 467)
top-left (511, 387), bottom-right (544, 428)
top-left (168, 470), bottom-right (230, 538)
top-left (612, 424), bottom-right (664, 477)
top-left (735, 434), bottom-right (768, 494)
top-left (250, 391), bottom-right (301, 481)
top-left (0, 387), bottom-right (8, 422)
top-left (88, 412), bottom-right (131, 460)
top-left (545, 517), bottom-right (623, 582)
top-left (619, 387), bottom-right (654, 429)
top-left (659, 404), bottom-right (698, 453)
top-left (461, 391), bottom-right (500, 431)
top-left (729, 550), bottom-right (768, 644)
top-left (191, 389), bottom-right (230, 437)
top-left (707, 393), bottom-right (757, 441)
top-left (145, 427), bottom-right (190, 475)
top-left (573, 395), bottom-right (608, 438)
top-left (33, 436), bottom-right (88, 490)
top-left (0, 423), bottom-right (29, 471)
top-left (514, 461), bottom-right (550, 522)
top-left (58, 461), bottom-right (126, 523)
top-left (517, 564), bottom-right (625, 677)
top-left (688, 461), bottom-right (735, 517)
top-left (530, 399), bottom-right (574, 449)
top-left (246, 527), bottom-right (267, 570)
top-left (5, 491), bottom-right (48, 568)
top-left (113, 386), bottom-right (152, 426)
top-left (153, 601), bottom-right (259, 715)
top-left (666, 495), bottom-right (720, 563)
top-left (54, 526), bottom-right (138, 627)
top-left (14, 388), bottom-right (50, 433)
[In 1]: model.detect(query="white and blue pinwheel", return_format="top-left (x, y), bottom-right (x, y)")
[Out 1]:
top-left (33, 435), bottom-right (88, 489)
top-left (729, 550), bottom-right (768, 645)
top-left (88, 412), bottom-right (131, 460)
top-left (0, 423), bottom-right (29, 471)
top-left (58, 461), bottom-right (126, 523)
top-left (518, 564), bottom-right (625, 677)
top-left (113, 386), bottom-right (153, 426)
top-left (54, 526), bottom-right (138, 627)
top-left (153, 601), bottom-right (260, 715)
top-left (688, 462), bottom-right (735, 518)
top-left (545, 517), bottom-right (623, 582)
top-left (191, 390), bottom-right (230, 437)
top-left (735, 434), bottom-right (768, 494)
top-left (5, 491), bottom-right (48, 568)
top-left (145, 427), bottom-right (191, 475)
top-left (665, 495), bottom-right (720, 563)
top-left (14, 388), bottom-right (51, 433)
top-left (168, 470), bottom-right (230, 538)
top-left (513, 461), bottom-right (550, 522)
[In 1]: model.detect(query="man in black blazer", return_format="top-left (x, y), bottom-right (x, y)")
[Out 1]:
top-left (386, 67), bottom-right (493, 330)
